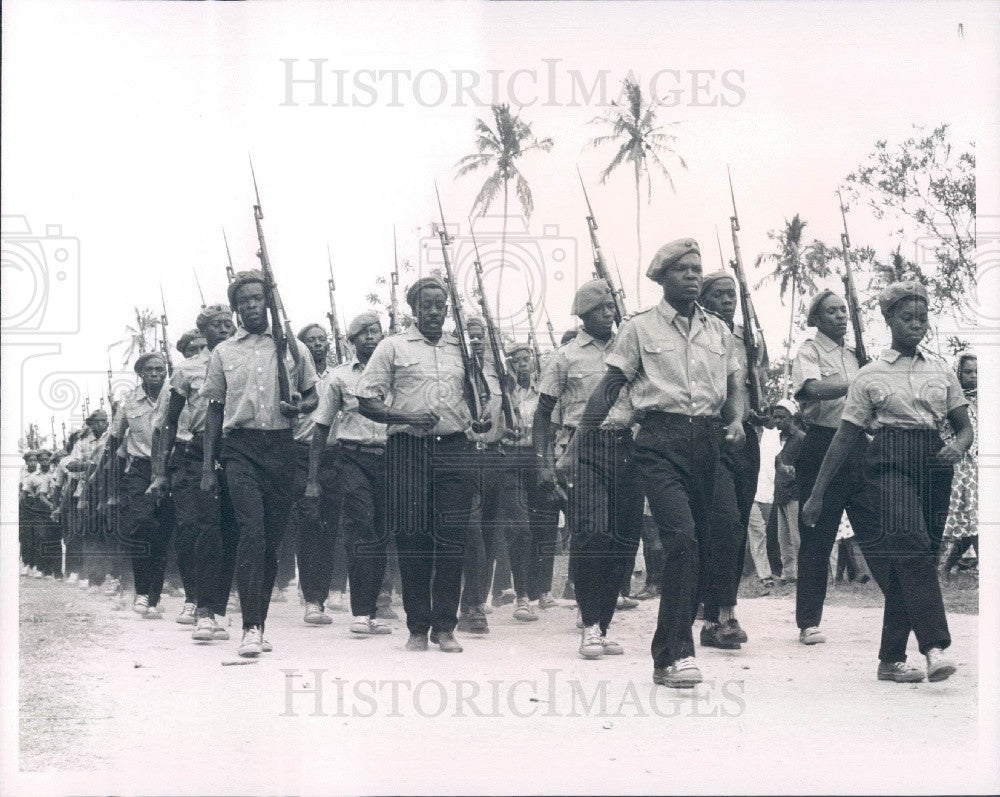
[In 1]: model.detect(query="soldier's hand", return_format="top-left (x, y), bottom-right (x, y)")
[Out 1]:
top-left (801, 494), bottom-right (822, 528)
top-left (723, 420), bottom-right (746, 451)
top-left (409, 411), bottom-right (440, 430)
top-left (502, 427), bottom-right (524, 443)
top-left (935, 441), bottom-right (965, 466)
top-left (146, 475), bottom-right (169, 501)
top-left (537, 466), bottom-right (557, 493)
top-left (200, 468), bottom-right (218, 497)
top-left (303, 479), bottom-right (321, 501)
top-left (470, 418), bottom-right (492, 434)
top-left (50, 509), bottom-right (61, 522)
top-left (279, 392), bottom-right (305, 418)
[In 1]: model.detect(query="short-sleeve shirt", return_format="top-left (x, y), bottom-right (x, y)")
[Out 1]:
top-left (512, 380), bottom-right (539, 447)
top-left (201, 328), bottom-right (318, 433)
top-left (313, 357), bottom-right (388, 446)
top-left (355, 326), bottom-right (481, 437)
top-left (168, 348), bottom-right (211, 438)
top-left (841, 348), bottom-right (968, 431)
top-left (791, 331), bottom-right (860, 428)
top-left (293, 365), bottom-right (334, 444)
top-left (604, 299), bottom-right (740, 417)
top-left (537, 329), bottom-right (614, 428)
top-left (110, 385), bottom-right (160, 459)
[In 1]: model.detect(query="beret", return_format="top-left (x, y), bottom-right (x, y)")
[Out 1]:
top-left (465, 315), bottom-right (486, 331)
top-left (406, 276), bottom-right (448, 308)
top-left (699, 270), bottom-right (736, 299)
top-left (134, 352), bottom-right (166, 374)
top-left (506, 342), bottom-right (533, 358)
top-left (22, 450), bottom-right (37, 459)
top-left (879, 281), bottom-right (928, 316)
top-left (176, 329), bottom-right (206, 354)
top-left (35, 449), bottom-right (52, 459)
top-left (346, 311), bottom-right (382, 341)
top-left (647, 238), bottom-right (700, 282)
top-left (805, 290), bottom-right (840, 327)
top-left (196, 303), bottom-right (233, 332)
top-left (297, 323), bottom-right (327, 342)
top-left (86, 408), bottom-right (109, 423)
top-left (227, 269), bottom-right (267, 309)
top-left (772, 398), bottom-right (799, 416)
top-left (571, 279), bottom-right (613, 316)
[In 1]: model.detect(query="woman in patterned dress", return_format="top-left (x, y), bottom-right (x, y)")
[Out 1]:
top-left (941, 353), bottom-right (978, 578)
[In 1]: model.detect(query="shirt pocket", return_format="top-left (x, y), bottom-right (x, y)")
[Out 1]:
top-left (222, 358), bottom-right (249, 395)
top-left (393, 357), bottom-right (425, 398)
top-left (640, 341), bottom-right (679, 386)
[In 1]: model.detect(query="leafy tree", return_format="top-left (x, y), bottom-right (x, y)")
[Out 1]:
top-left (455, 104), bottom-right (553, 319)
top-left (590, 77), bottom-right (687, 305)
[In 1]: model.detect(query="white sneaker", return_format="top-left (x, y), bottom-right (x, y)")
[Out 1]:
top-left (176, 602), bottom-right (197, 625)
top-left (304, 602), bottom-right (333, 625)
top-left (658, 656), bottom-right (703, 688)
top-left (103, 578), bottom-right (121, 597)
top-left (66, 572), bottom-right (79, 585)
top-left (601, 636), bottom-right (624, 655)
top-left (212, 617), bottom-right (230, 641)
top-left (925, 647), bottom-right (956, 682)
top-left (350, 616), bottom-right (392, 635)
top-left (575, 607), bottom-right (584, 629)
top-left (513, 597), bottom-right (538, 622)
top-left (579, 625), bottom-right (604, 660)
top-left (239, 627), bottom-right (263, 657)
top-left (78, 578), bottom-right (90, 590)
top-left (799, 627), bottom-right (827, 645)
top-left (192, 616), bottom-right (215, 642)
top-left (133, 595), bottom-right (150, 614)
top-left (325, 592), bottom-right (347, 613)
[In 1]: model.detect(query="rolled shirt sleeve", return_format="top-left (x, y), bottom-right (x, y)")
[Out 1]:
top-left (604, 318), bottom-right (641, 382)
top-left (312, 376), bottom-right (344, 427)
top-left (536, 349), bottom-right (568, 398)
top-left (840, 371), bottom-right (876, 429)
top-left (791, 340), bottom-right (821, 398)
top-left (355, 338), bottom-right (393, 401)
top-left (201, 348), bottom-right (226, 404)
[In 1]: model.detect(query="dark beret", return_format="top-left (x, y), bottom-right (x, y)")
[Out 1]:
top-left (227, 270), bottom-right (267, 309)
top-left (86, 408), bottom-right (109, 423)
top-left (571, 279), bottom-right (613, 316)
top-left (879, 281), bottom-right (928, 316)
top-left (698, 270), bottom-right (736, 299)
top-left (176, 329), bottom-right (206, 354)
top-left (346, 311), bottom-right (382, 341)
top-left (647, 239), bottom-right (700, 282)
top-left (405, 276), bottom-right (448, 309)
top-left (196, 303), bottom-right (233, 332)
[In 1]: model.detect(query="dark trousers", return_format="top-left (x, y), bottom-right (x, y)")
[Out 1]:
top-left (288, 442), bottom-right (331, 605)
top-left (863, 429), bottom-right (952, 661)
top-left (795, 425), bottom-right (878, 629)
top-left (944, 535), bottom-right (978, 570)
top-left (122, 458), bottom-right (174, 607)
top-left (640, 515), bottom-right (664, 589)
top-left (727, 423), bottom-right (761, 599)
top-left (326, 445), bottom-right (388, 617)
top-left (635, 414), bottom-right (719, 669)
top-left (509, 450), bottom-right (560, 600)
top-left (171, 450), bottom-right (200, 602)
top-left (174, 438), bottom-right (238, 617)
top-left (461, 447), bottom-right (524, 611)
top-left (568, 429), bottom-right (644, 633)
top-left (387, 433), bottom-right (476, 636)
top-left (221, 428), bottom-right (296, 630)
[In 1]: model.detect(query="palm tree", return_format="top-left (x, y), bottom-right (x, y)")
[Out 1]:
top-left (589, 77), bottom-right (687, 305)
top-left (755, 215), bottom-right (835, 396)
top-left (455, 104), bottom-right (553, 319)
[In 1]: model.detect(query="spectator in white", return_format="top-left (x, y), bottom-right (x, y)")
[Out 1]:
top-left (747, 415), bottom-right (779, 589)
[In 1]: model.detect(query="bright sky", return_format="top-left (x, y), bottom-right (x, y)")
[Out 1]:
top-left (2, 0), bottom-right (999, 438)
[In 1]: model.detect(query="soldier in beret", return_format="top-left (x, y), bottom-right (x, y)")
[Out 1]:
top-left (305, 311), bottom-right (391, 635)
top-left (789, 289), bottom-right (867, 646)
top-left (100, 351), bottom-right (173, 618)
top-left (355, 275), bottom-right (485, 653)
top-left (149, 303), bottom-right (237, 641)
top-left (201, 270), bottom-right (319, 657)
top-left (696, 270), bottom-right (763, 649)
top-left (802, 281), bottom-right (972, 683)
top-left (571, 238), bottom-right (745, 688)
top-left (176, 329), bottom-right (207, 360)
top-left (534, 278), bottom-right (643, 659)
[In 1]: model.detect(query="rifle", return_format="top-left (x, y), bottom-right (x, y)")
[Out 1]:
top-left (106, 356), bottom-right (115, 410)
top-left (158, 284), bottom-right (174, 375)
top-left (524, 299), bottom-right (543, 376)
top-left (388, 227), bottom-right (401, 335)
top-left (193, 269), bottom-right (206, 309)
top-left (61, 421), bottom-right (66, 450)
top-left (543, 307), bottom-right (558, 350)
top-left (134, 307), bottom-right (148, 354)
top-left (837, 190), bottom-right (870, 367)
top-left (326, 245), bottom-right (348, 364)
top-left (250, 156), bottom-right (300, 404)
top-left (469, 218), bottom-right (517, 431)
top-left (715, 225), bottom-right (727, 269)
top-left (433, 183), bottom-right (490, 426)
top-left (50, 416), bottom-right (56, 452)
top-left (222, 227), bottom-right (236, 284)
top-left (577, 167), bottom-right (627, 325)
top-left (726, 166), bottom-right (770, 413)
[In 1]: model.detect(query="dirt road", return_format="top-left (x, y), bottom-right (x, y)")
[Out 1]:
top-left (15, 577), bottom-right (995, 794)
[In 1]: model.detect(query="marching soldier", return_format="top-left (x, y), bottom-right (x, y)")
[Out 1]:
top-left (176, 329), bottom-right (207, 360)
top-left (574, 239), bottom-right (745, 687)
top-left (65, 411), bottom-right (110, 590)
top-left (696, 270), bottom-right (761, 649)
top-left (790, 290), bottom-right (866, 645)
top-left (507, 343), bottom-right (561, 617)
top-left (356, 276), bottom-right (484, 654)
top-left (103, 352), bottom-right (173, 618)
top-left (802, 282), bottom-right (972, 682)
top-left (534, 279), bottom-right (643, 658)
top-left (305, 311), bottom-right (391, 635)
top-left (19, 451), bottom-right (40, 577)
top-left (148, 303), bottom-right (238, 642)
top-left (201, 270), bottom-right (318, 658)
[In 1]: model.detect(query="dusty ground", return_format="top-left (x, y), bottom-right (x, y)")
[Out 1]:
top-left (15, 572), bottom-right (994, 795)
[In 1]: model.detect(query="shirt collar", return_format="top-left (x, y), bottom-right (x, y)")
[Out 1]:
top-left (657, 298), bottom-right (708, 326)
top-left (234, 325), bottom-right (273, 342)
top-left (814, 330), bottom-right (844, 352)
top-left (405, 325), bottom-right (449, 345)
top-left (880, 347), bottom-right (924, 364)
